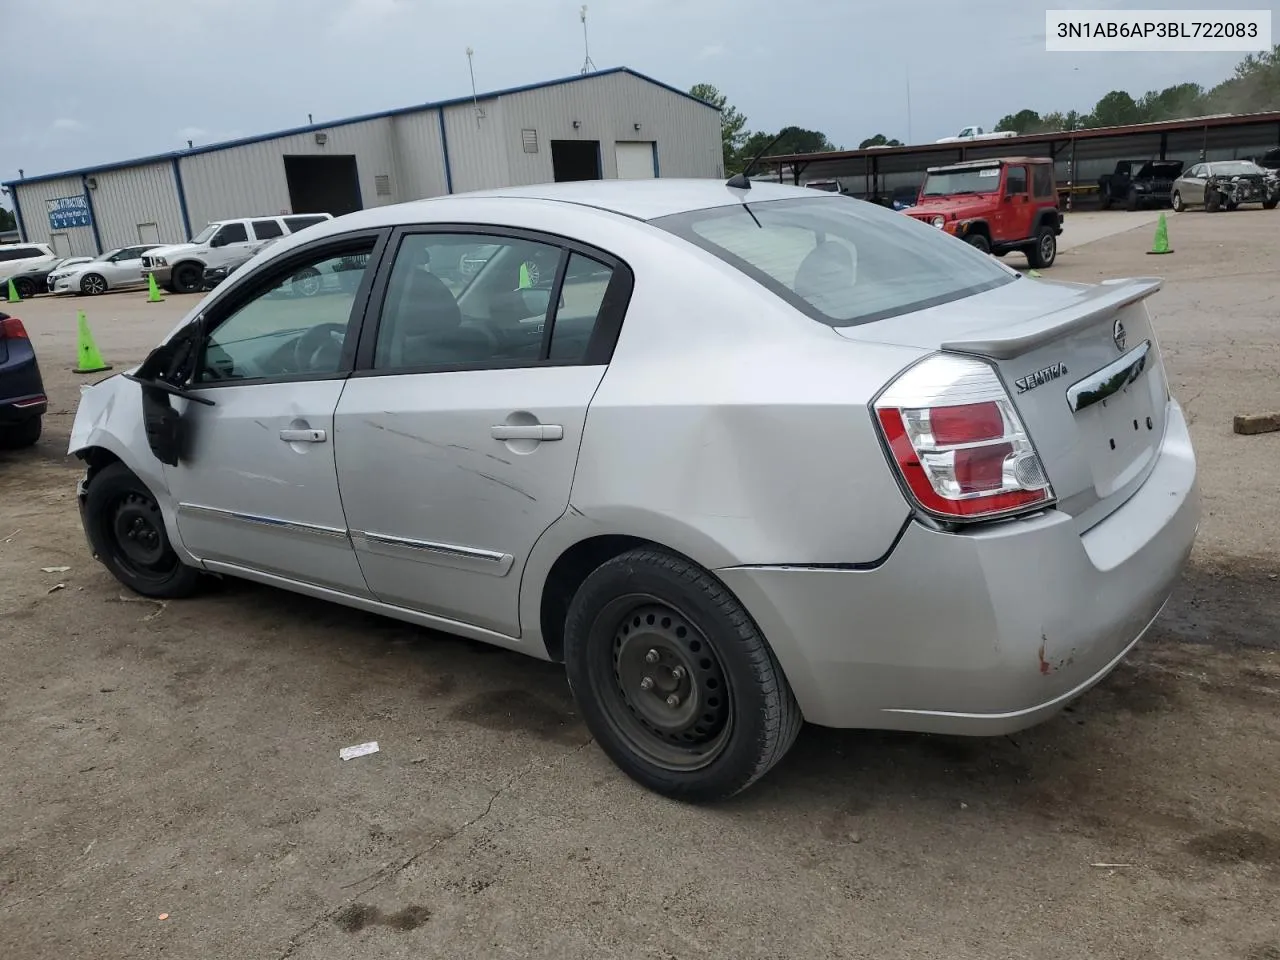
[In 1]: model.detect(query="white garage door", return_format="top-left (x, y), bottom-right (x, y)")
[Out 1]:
top-left (615, 141), bottom-right (656, 179)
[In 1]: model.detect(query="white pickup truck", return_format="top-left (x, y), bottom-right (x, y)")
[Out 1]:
top-left (935, 125), bottom-right (1020, 144)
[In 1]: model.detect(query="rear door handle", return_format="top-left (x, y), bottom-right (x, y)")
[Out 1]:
top-left (279, 428), bottom-right (327, 443)
top-left (491, 424), bottom-right (563, 441)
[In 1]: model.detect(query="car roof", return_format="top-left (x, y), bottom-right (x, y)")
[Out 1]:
top-left (926, 157), bottom-right (1050, 172)
top-left (392, 178), bottom-right (817, 222)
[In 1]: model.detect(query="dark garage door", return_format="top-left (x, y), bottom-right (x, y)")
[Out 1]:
top-left (284, 155), bottom-right (363, 217)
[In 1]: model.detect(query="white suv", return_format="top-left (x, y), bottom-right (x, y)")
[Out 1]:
top-left (0, 243), bottom-right (59, 294)
top-left (141, 214), bottom-right (333, 294)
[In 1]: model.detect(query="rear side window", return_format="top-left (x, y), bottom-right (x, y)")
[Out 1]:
top-left (251, 219), bottom-right (284, 240)
top-left (285, 216), bottom-right (328, 233)
top-left (1005, 166), bottom-right (1028, 195)
top-left (0, 247), bottom-right (45, 263)
top-left (1032, 165), bottom-right (1054, 198)
top-left (653, 197), bottom-right (1013, 327)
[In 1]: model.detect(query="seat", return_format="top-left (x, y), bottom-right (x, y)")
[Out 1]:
top-left (383, 267), bottom-right (492, 367)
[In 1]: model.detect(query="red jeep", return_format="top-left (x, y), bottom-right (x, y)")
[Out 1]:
top-left (906, 157), bottom-right (1063, 268)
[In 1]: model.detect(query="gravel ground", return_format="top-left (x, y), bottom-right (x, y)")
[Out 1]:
top-left (2, 208), bottom-right (1279, 960)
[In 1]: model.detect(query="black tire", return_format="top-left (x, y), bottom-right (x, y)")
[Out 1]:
top-left (1099, 185), bottom-right (1113, 210)
top-left (1126, 188), bottom-right (1139, 211)
top-left (1226, 200), bottom-right (1239, 212)
top-left (0, 416), bottom-right (41, 449)
top-left (1172, 191), bottom-right (1185, 213)
top-left (84, 462), bottom-right (202, 599)
top-left (12, 276), bottom-right (36, 299)
top-left (171, 262), bottom-right (203, 294)
top-left (80, 272), bottom-right (108, 296)
top-left (964, 233), bottom-right (991, 254)
top-left (563, 547), bottom-right (802, 802)
top-left (1206, 190), bottom-right (1221, 213)
top-left (291, 266), bottom-right (322, 298)
top-left (1265, 199), bottom-right (1279, 210)
top-left (1026, 225), bottom-right (1057, 269)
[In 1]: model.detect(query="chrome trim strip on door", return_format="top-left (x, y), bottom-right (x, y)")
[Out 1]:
top-left (177, 503), bottom-right (350, 541)
top-left (349, 529), bottom-right (515, 575)
top-left (1065, 339), bottom-right (1151, 414)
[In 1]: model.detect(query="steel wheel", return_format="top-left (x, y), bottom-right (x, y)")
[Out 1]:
top-left (13, 276), bottom-right (35, 299)
top-left (81, 273), bottom-right (107, 296)
top-left (106, 491), bottom-right (178, 584)
top-left (589, 595), bottom-right (734, 772)
top-left (1172, 191), bottom-right (1184, 213)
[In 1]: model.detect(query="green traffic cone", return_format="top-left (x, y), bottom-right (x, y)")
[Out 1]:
top-left (1147, 213), bottom-right (1173, 255)
top-left (73, 311), bottom-right (112, 374)
top-left (518, 262), bottom-right (532, 289)
top-left (146, 272), bottom-right (165, 302)
top-left (6, 278), bottom-right (19, 302)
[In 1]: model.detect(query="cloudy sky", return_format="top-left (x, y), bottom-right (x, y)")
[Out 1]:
top-left (4, 0), bottom-right (1276, 199)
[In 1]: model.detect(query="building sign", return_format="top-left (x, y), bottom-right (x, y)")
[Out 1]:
top-left (47, 195), bottom-right (92, 230)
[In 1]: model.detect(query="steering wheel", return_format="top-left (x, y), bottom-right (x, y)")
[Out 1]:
top-left (290, 323), bottom-right (346, 373)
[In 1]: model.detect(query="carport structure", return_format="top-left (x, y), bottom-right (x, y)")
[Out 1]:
top-left (764, 111), bottom-right (1280, 209)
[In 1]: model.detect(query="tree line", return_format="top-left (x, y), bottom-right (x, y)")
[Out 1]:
top-left (693, 44), bottom-right (1280, 172)
top-left (996, 44), bottom-right (1280, 134)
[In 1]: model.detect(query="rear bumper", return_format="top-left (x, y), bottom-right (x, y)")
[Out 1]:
top-left (0, 394), bottom-right (47, 423)
top-left (1, 351), bottom-right (47, 422)
top-left (718, 401), bottom-right (1199, 734)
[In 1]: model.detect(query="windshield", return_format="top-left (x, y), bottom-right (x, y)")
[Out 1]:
top-left (653, 196), bottom-right (1014, 327)
top-left (1210, 161), bottom-right (1261, 177)
top-left (921, 167), bottom-right (1001, 197)
top-left (190, 223), bottom-right (219, 244)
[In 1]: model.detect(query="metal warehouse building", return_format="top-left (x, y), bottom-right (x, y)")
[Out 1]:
top-left (3, 67), bottom-right (721, 258)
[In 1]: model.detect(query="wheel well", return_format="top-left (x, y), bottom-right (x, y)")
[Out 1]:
top-left (77, 446), bottom-right (123, 485)
top-left (539, 534), bottom-right (654, 663)
top-left (1034, 210), bottom-right (1060, 231)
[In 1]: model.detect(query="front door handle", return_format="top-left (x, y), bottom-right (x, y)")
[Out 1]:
top-left (279, 428), bottom-right (327, 443)
top-left (491, 424), bottom-right (563, 441)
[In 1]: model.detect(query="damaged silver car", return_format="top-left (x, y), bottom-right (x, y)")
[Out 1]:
top-left (1171, 160), bottom-right (1280, 212)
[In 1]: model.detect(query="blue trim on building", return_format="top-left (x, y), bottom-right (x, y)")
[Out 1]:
top-left (437, 108), bottom-right (454, 194)
top-left (81, 177), bottom-right (103, 254)
top-left (651, 141), bottom-right (660, 177)
top-left (171, 157), bottom-right (193, 240)
top-left (3, 67), bottom-right (719, 190)
top-left (10, 191), bottom-right (25, 242)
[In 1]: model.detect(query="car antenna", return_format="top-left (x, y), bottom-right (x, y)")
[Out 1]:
top-left (726, 131), bottom-right (787, 190)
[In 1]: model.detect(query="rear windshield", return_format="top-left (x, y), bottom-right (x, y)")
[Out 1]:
top-left (652, 196), bottom-right (1014, 327)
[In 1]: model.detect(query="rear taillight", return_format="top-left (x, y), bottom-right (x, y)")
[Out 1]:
top-left (873, 354), bottom-right (1053, 521)
top-left (0, 316), bottom-right (29, 340)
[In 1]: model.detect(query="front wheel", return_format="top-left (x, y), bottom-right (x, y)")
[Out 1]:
top-left (12, 276), bottom-right (36, 299)
top-left (564, 547), bottom-right (802, 802)
top-left (1172, 191), bottom-right (1185, 212)
top-left (1206, 190), bottom-right (1222, 212)
top-left (1126, 188), bottom-right (1139, 211)
top-left (1264, 198), bottom-right (1279, 210)
top-left (964, 233), bottom-right (991, 254)
top-left (80, 273), bottom-right (108, 296)
top-left (171, 263), bottom-right (203, 294)
top-left (84, 462), bottom-right (202, 598)
top-left (1026, 226), bottom-right (1057, 269)
top-left (291, 266), bottom-right (322, 297)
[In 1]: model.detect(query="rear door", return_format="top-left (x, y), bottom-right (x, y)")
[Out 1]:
top-left (333, 226), bottom-right (632, 637)
top-left (1000, 164), bottom-right (1031, 240)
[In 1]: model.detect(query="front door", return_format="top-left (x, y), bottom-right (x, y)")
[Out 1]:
top-left (334, 228), bottom-right (629, 636)
top-left (103, 246), bottom-right (148, 287)
top-left (205, 222), bottom-right (256, 270)
top-left (163, 232), bottom-right (384, 594)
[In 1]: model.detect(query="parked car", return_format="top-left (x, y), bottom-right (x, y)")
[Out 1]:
top-left (1171, 160), bottom-right (1280, 211)
top-left (1097, 159), bottom-right (1184, 210)
top-left (1248, 147), bottom-right (1280, 174)
top-left (47, 245), bottom-right (163, 296)
top-left (905, 157), bottom-right (1063, 267)
top-left (68, 179), bottom-right (1199, 801)
top-left (141, 214), bottom-right (333, 294)
top-left (0, 243), bottom-right (59, 296)
top-left (2, 254), bottom-right (94, 297)
top-left (0, 309), bottom-right (46, 448)
top-left (935, 124), bottom-right (1018, 144)
top-left (43, 257), bottom-right (95, 292)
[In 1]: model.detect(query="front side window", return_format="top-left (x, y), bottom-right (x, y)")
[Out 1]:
top-left (213, 223), bottom-right (248, 246)
top-left (654, 196), bottom-right (1014, 327)
top-left (197, 241), bottom-right (376, 383)
top-left (373, 232), bottom-right (566, 370)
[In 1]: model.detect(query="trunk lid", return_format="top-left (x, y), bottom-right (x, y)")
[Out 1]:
top-left (839, 276), bottom-right (1170, 532)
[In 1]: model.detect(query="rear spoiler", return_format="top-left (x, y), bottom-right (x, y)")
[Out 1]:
top-left (941, 277), bottom-right (1163, 359)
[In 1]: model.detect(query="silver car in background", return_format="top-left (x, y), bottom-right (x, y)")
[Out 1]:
top-left (68, 180), bottom-right (1199, 801)
top-left (1171, 159), bottom-right (1280, 212)
top-left (49, 244), bottom-right (163, 296)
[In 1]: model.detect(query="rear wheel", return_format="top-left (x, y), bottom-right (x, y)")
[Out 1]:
top-left (1099, 185), bottom-right (1113, 210)
top-left (0, 416), bottom-right (41, 449)
top-left (291, 267), bottom-right (322, 297)
top-left (564, 547), bottom-right (802, 802)
top-left (12, 276), bottom-right (36, 299)
top-left (84, 462), bottom-right (202, 598)
top-left (1126, 187), bottom-right (1139, 211)
top-left (171, 262), bottom-right (203, 294)
top-left (80, 273), bottom-right (108, 296)
top-left (1026, 225), bottom-right (1057, 269)
top-left (964, 233), bottom-right (991, 254)
top-left (1265, 199), bottom-right (1279, 210)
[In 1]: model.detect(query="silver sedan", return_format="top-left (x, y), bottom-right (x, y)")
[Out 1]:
top-left (68, 180), bottom-right (1199, 801)
top-left (49, 244), bottom-right (162, 296)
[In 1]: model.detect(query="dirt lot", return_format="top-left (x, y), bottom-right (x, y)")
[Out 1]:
top-left (3, 210), bottom-right (1279, 960)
